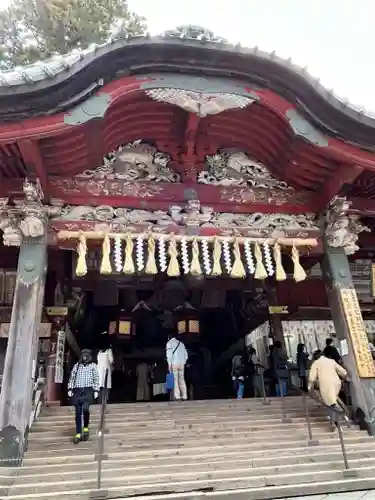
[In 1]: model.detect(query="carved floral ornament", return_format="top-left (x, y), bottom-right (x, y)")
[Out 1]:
top-left (324, 196), bottom-right (370, 255)
top-left (74, 140), bottom-right (293, 191)
top-left (55, 200), bottom-right (319, 235)
top-left (201, 150), bottom-right (294, 190)
top-left (76, 140), bottom-right (179, 182)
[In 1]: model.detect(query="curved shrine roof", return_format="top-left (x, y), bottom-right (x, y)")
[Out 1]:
top-left (0, 26), bottom-right (375, 210)
top-left (0, 25), bottom-right (374, 150)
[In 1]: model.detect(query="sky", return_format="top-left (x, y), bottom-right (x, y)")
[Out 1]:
top-left (127, 0), bottom-right (375, 113)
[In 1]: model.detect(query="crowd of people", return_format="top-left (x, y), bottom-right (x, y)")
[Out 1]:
top-left (66, 332), bottom-right (350, 444)
top-left (66, 332), bottom-right (191, 443)
top-left (230, 337), bottom-right (350, 427)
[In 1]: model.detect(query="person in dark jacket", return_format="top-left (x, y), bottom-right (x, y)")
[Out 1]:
top-left (231, 353), bottom-right (245, 399)
top-left (68, 349), bottom-right (100, 444)
top-left (296, 343), bottom-right (309, 392)
top-left (323, 338), bottom-right (342, 364)
top-left (245, 346), bottom-right (262, 397)
top-left (272, 341), bottom-right (289, 397)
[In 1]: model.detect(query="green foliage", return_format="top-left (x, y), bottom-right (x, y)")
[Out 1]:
top-left (0, 0), bottom-right (146, 69)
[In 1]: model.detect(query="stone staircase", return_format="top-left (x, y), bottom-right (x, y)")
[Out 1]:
top-left (2, 397), bottom-right (375, 499)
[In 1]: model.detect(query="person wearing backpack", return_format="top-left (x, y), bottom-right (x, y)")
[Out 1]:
top-left (231, 353), bottom-right (245, 400)
top-left (166, 333), bottom-right (188, 401)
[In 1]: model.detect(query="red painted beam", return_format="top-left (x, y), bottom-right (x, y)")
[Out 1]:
top-left (17, 138), bottom-right (48, 194)
top-left (0, 176), bottom-right (319, 213)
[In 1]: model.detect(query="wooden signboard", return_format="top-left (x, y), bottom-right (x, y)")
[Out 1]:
top-left (45, 307), bottom-right (68, 317)
top-left (269, 306), bottom-right (288, 314)
top-left (0, 322), bottom-right (52, 338)
top-left (339, 288), bottom-right (375, 378)
top-left (54, 330), bottom-right (66, 384)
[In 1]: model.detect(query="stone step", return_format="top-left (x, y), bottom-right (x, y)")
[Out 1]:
top-left (25, 425), bottom-right (361, 447)
top-left (40, 397), bottom-right (312, 409)
top-left (27, 421), bottom-right (346, 440)
top-left (36, 407), bottom-right (327, 422)
top-left (31, 415), bottom-right (330, 432)
top-left (12, 456), bottom-right (375, 486)
top-left (8, 397), bottom-right (370, 500)
top-left (42, 400), bottom-right (321, 411)
top-left (16, 445), bottom-right (375, 474)
top-left (22, 439), bottom-right (375, 466)
top-left (24, 433), bottom-right (373, 457)
top-left (6, 464), bottom-right (375, 497)
top-left (5, 476), bottom-right (375, 500)
top-left (39, 406), bottom-right (323, 417)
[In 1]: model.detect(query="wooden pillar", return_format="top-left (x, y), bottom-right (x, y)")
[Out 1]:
top-left (44, 308), bottom-right (68, 406)
top-left (0, 238), bottom-right (47, 463)
top-left (321, 242), bottom-right (375, 434)
top-left (266, 284), bottom-right (287, 353)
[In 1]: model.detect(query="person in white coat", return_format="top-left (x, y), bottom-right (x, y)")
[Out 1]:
top-left (166, 334), bottom-right (188, 401)
top-left (97, 346), bottom-right (114, 403)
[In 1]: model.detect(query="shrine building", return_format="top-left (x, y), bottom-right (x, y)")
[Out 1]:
top-left (0, 24), bottom-right (375, 462)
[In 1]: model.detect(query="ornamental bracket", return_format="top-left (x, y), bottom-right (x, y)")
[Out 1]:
top-left (0, 178), bottom-right (63, 246)
top-left (323, 196), bottom-right (370, 255)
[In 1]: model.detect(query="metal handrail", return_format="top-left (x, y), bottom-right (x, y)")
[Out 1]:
top-left (3, 376), bottom-right (47, 466)
top-left (29, 377), bottom-right (46, 429)
top-left (290, 383), bottom-right (353, 471)
top-left (90, 369), bottom-right (109, 499)
top-left (256, 364), bottom-right (270, 406)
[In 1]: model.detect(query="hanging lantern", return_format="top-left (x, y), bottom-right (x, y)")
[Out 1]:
top-left (175, 302), bottom-right (200, 343)
top-left (108, 309), bottom-right (136, 339)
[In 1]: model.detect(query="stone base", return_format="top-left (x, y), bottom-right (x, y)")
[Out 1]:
top-left (89, 489), bottom-right (109, 499)
top-left (342, 469), bottom-right (358, 478)
top-left (0, 426), bottom-right (23, 466)
top-left (308, 439), bottom-right (319, 446)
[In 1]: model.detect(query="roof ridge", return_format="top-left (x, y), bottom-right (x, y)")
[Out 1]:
top-left (0, 24), bottom-right (373, 120)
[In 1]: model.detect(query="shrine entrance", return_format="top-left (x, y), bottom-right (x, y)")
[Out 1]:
top-left (69, 269), bottom-right (271, 404)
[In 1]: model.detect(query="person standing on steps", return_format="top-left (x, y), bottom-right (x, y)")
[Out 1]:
top-left (97, 342), bottom-right (114, 403)
top-left (323, 338), bottom-right (342, 365)
top-left (231, 352), bottom-right (245, 400)
top-left (166, 333), bottom-right (188, 401)
top-left (296, 343), bottom-right (309, 392)
top-left (136, 361), bottom-right (151, 401)
top-left (272, 341), bottom-right (289, 397)
top-left (308, 349), bottom-right (348, 427)
top-left (68, 349), bottom-right (100, 444)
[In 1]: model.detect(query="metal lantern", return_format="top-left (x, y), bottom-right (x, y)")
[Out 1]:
top-left (108, 312), bottom-right (135, 338)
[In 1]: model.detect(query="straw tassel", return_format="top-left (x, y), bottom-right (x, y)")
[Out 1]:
top-left (230, 238), bottom-right (246, 278)
top-left (123, 234), bottom-right (135, 275)
top-left (273, 242), bottom-right (287, 281)
top-left (254, 242), bottom-right (267, 280)
top-left (100, 234), bottom-right (112, 275)
top-left (167, 236), bottom-right (180, 277)
top-left (76, 233), bottom-right (87, 277)
top-left (190, 238), bottom-right (202, 276)
top-left (145, 235), bottom-right (158, 275)
top-left (211, 237), bottom-right (222, 276)
top-left (292, 245), bottom-right (307, 282)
